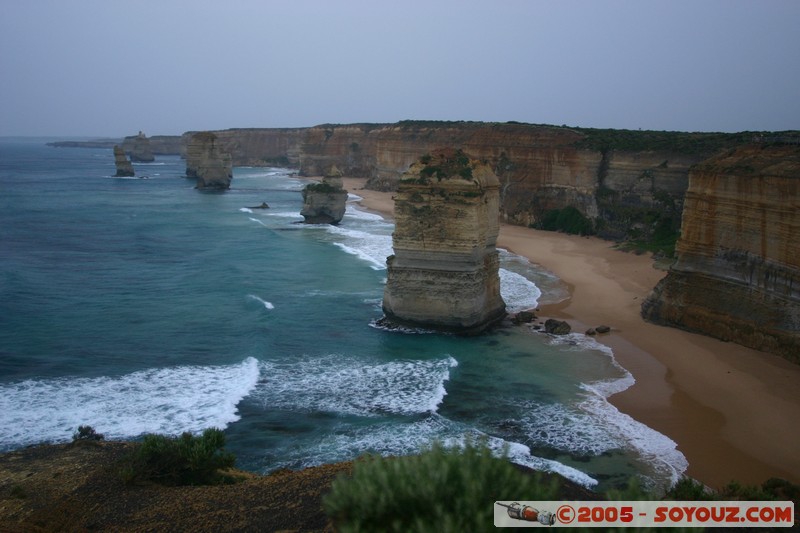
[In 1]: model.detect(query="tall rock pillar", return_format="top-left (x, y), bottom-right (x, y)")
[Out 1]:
top-left (382, 149), bottom-right (506, 333)
top-left (113, 145), bottom-right (134, 177)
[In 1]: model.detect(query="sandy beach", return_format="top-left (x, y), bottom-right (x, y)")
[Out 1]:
top-left (344, 177), bottom-right (800, 490)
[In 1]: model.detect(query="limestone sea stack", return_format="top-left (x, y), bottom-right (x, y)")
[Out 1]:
top-left (300, 166), bottom-right (349, 224)
top-left (641, 142), bottom-right (800, 362)
top-left (382, 149), bottom-right (506, 334)
top-left (113, 145), bottom-right (134, 177)
top-left (129, 131), bottom-right (155, 162)
top-left (186, 132), bottom-right (233, 190)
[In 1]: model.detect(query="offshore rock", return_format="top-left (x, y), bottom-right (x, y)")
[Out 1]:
top-left (642, 143), bottom-right (800, 363)
top-left (186, 132), bottom-right (233, 190)
top-left (300, 177), bottom-right (348, 224)
top-left (127, 131), bottom-right (155, 162)
top-left (382, 149), bottom-right (506, 334)
top-left (544, 319), bottom-right (571, 335)
top-left (113, 145), bottom-right (134, 177)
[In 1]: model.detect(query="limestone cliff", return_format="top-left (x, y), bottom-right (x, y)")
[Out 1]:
top-left (120, 134), bottom-right (182, 156)
top-left (182, 128), bottom-right (307, 168)
top-left (295, 122), bottom-right (738, 246)
top-left (300, 169), bottom-right (349, 224)
top-left (186, 132), bottom-right (233, 190)
top-left (382, 149), bottom-right (506, 333)
top-left (642, 143), bottom-right (800, 362)
top-left (298, 124), bottom-right (381, 177)
top-left (126, 131), bottom-right (155, 162)
top-left (113, 145), bottom-right (134, 177)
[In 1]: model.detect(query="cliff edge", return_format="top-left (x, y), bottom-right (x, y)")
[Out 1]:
top-left (642, 142), bottom-right (800, 362)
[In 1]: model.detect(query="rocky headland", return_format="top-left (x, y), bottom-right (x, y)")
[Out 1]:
top-left (125, 131), bottom-right (155, 163)
top-left (642, 142), bottom-right (800, 363)
top-left (300, 167), bottom-right (349, 224)
top-left (113, 145), bottom-right (134, 177)
top-left (382, 149), bottom-right (506, 334)
top-left (185, 132), bottom-right (233, 190)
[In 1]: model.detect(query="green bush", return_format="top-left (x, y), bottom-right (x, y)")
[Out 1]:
top-left (537, 206), bottom-right (594, 235)
top-left (119, 428), bottom-right (235, 486)
top-left (323, 441), bottom-right (559, 533)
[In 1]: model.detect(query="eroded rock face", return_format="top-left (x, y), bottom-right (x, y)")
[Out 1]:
top-left (382, 149), bottom-right (506, 333)
top-left (113, 145), bottom-right (134, 177)
top-left (128, 131), bottom-right (155, 162)
top-left (300, 174), bottom-right (348, 224)
top-left (186, 132), bottom-right (233, 190)
top-left (642, 143), bottom-right (800, 362)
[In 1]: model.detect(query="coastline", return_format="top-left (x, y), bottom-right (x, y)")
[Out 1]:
top-left (343, 177), bottom-right (800, 490)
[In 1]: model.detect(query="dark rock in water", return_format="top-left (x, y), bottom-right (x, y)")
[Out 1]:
top-left (113, 145), bottom-right (134, 177)
top-left (544, 319), bottom-right (571, 335)
top-left (585, 328), bottom-right (597, 336)
top-left (249, 202), bottom-right (270, 209)
top-left (300, 178), bottom-right (348, 224)
top-left (512, 310), bottom-right (537, 324)
top-left (595, 325), bottom-right (611, 334)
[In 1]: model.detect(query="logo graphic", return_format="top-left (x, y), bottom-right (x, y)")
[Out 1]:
top-left (495, 502), bottom-right (556, 525)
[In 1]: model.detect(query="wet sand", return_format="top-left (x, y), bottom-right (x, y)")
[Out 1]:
top-left (344, 177), bottom-right (800, 489)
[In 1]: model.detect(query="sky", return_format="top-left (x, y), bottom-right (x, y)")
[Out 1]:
top-left (1, 0), bottom-right (798, 137)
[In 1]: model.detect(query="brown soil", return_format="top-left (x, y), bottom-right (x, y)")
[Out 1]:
top-left (0, 441), bottom-right (599, 532)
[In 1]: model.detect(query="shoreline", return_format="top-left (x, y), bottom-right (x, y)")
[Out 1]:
top-left (343, 177), bottom-right (800, 490)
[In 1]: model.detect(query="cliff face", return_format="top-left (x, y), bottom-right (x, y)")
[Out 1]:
top-left (125, 132), bottom-right (155, 162)
top-left (382, 150), bottom-right (505, 333)
top-left (642, 143), bottom-right (800, 362)
top-left (113, 145), bottom-right (134, 177)
top-left (186, 132), bottom-right (233, 190)
top-left (183, 128), bottom-right (307, 168)
top-left (298, 124), bottom-right (382, 178)
top-left (295, 122), bottom-right (714, 241)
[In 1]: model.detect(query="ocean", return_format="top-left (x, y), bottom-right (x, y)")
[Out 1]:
top-left (0, 138), bottom-right (687, 493)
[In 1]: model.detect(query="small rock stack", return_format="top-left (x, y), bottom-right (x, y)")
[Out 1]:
top-left (113, 145), bottom-right (134, 177)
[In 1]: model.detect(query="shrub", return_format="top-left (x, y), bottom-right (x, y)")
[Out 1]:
top-left (537, 206), bottom-right (594, 235)
top-left (323, 441), bottom-right (559, 532)
top-left (119, 428), bottom-right (235, 486)
top-left (72, 425), bottom-right (104, 442)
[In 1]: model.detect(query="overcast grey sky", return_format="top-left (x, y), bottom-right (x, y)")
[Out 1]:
top-left (1, 0), bottom-right (798, 137)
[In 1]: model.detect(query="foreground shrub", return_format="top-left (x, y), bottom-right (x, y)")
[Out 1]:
top-left (119, 428), bottom-right (235, 486)
top-left (323, 441), bottom-right (559, 532)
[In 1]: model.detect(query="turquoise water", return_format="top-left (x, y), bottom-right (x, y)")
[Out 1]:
top-left (0, 139), bottom-right (686, 492)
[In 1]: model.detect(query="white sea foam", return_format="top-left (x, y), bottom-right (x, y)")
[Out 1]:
top-left (247, 294), bottom-right (274, 310)
top-left (540, 332), bottom-right (688, 486)
top-left (255, 355), bottom-right (457, 416)
top-left (500, 268), bottom-right (542, 312)
top-left (267, 413), bottom-right (597, 488)
top-left (450, 433), bottom-right (599, 488)
top-left (326, 224), bottom-right (393, 270)
top-left (239, 207), bottom-right (254, 213)
top-left (343, 203), bottom-right (386, 222)
top-left (248, 217), bottom-right (268, 227)
top-left (0, 357), bottom-right (260, 448)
